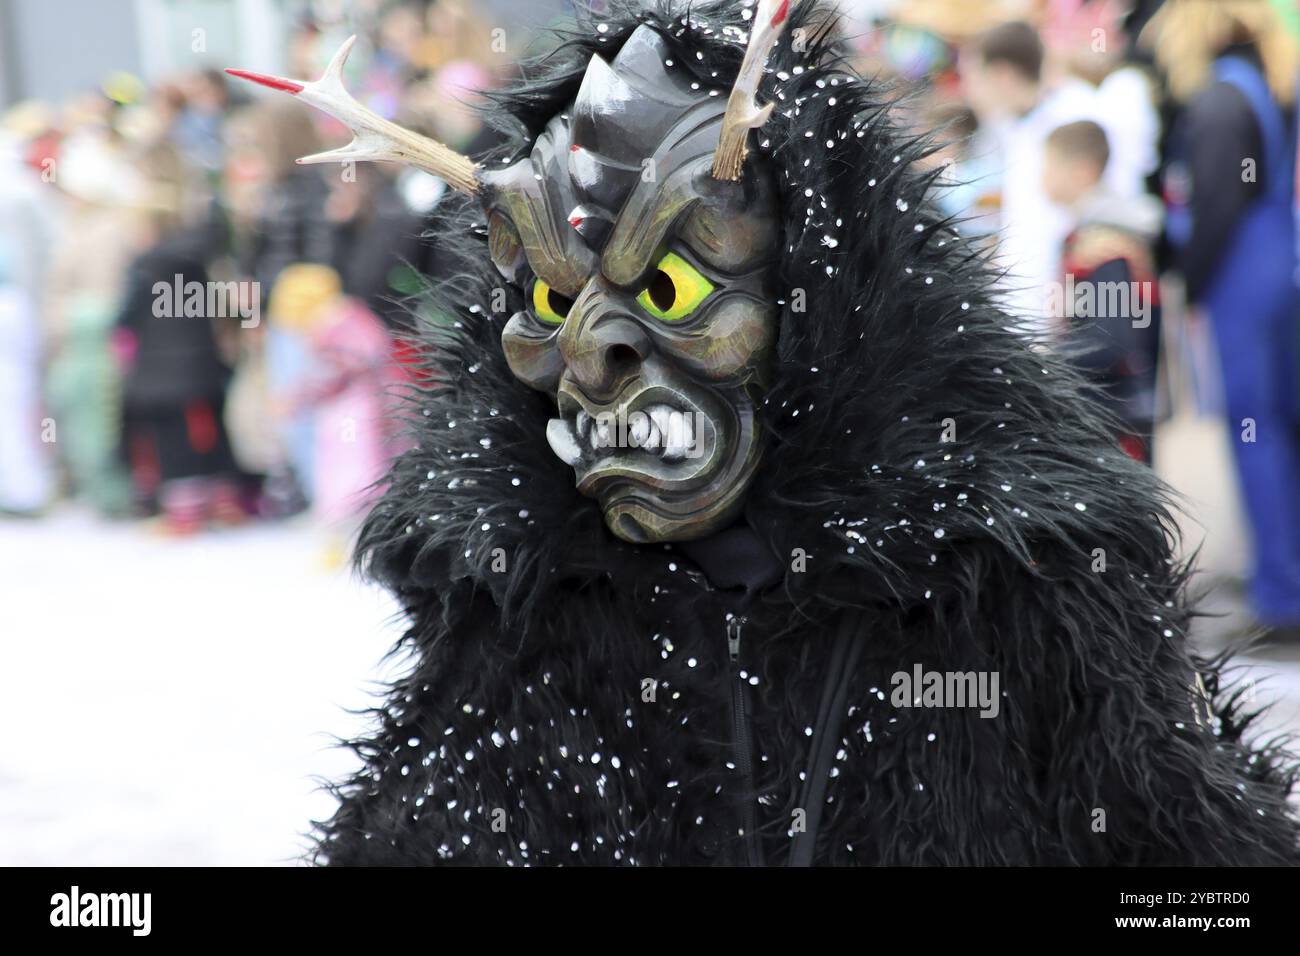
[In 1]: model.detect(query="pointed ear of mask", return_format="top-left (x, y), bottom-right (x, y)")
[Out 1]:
top-left (227, 35), bottom-right (482, 196)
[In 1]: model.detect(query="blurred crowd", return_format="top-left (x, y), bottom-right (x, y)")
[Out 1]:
top-left (851, 0), bottom-right (1300, 635)
top-left (0, 0), bottom-right (1299, 630)
top-left (0, 0), bottom-right (509, 555)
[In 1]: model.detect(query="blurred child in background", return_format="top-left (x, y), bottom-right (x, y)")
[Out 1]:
top-left (243, 100), bottom-right (333, 506)
top-left (116, 143), bottom-right (241, 534)
top-left (267, 264), bottom-right (400, 563)
top-left (961, 20), bottom-right (1098, 334)
top-left (1043, 119), bottom-right (1162, 462)
top-left (918, 100), bottom-right (1000, 241)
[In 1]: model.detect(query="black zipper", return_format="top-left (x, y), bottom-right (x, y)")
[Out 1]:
top-left (727, 613), bottom-right (764, 866)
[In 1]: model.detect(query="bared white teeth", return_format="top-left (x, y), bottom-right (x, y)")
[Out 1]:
top-left (641, 404), bottom-right (693, 460)
top-left (546, 418), bottom-right (583, 467)
top-left (562, 402), bottom-right (696, 464)
top-left (629, 413), bottom-right (651, 447)
top-left (661, 410), bottom-right (693, 462)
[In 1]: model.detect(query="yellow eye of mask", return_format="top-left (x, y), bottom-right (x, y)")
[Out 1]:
top-left (636, 252), bottom-right (714, 322)
top-left (532, 279), bottom-right (574, 326)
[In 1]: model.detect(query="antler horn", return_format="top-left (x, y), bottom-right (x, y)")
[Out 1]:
top-left (226, 35), bottom-right (481, 196)
top-left (711, 0), bottom-right (795, 181)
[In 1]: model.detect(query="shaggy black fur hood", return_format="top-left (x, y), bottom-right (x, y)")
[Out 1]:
top-left (313, 1), bottom-right (1299, 865)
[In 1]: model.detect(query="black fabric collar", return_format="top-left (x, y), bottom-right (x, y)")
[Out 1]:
top-left (678, 519), bottom-right (783, 603)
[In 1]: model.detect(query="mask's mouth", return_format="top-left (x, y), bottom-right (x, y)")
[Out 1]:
top-left (547, 399), bottom-right (703, 467)
top-left (547, 375), bottom-right (760, 544)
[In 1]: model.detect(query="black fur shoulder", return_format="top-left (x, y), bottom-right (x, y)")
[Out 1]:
top-left (314, 0), bottom-right (1299, 865)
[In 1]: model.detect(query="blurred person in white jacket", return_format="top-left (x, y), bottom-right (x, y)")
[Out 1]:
top-left (0, 133), bottom-right (57, 514)
top-left (1042, 0), bottom-right (1161, 201)
top-left (962, 20), bottom-right (1100, 337)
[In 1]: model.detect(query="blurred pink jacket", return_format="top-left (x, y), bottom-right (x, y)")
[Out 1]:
top-left (292, 298), bottom-right (403, 526)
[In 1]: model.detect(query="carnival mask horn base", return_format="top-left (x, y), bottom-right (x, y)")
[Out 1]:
top-left (226, 0), bottom-right (795, 543)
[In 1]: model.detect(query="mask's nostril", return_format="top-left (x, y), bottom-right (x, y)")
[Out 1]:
top-left (607, 343), bottom-right (641, 373)
top-left (565, 317), bottom-right (651, 399)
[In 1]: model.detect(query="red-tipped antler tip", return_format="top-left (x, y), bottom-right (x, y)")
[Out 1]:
top-left (224, 68), bottom-right (304, 95)
top-left (772, 0), bottom-right (790, 27)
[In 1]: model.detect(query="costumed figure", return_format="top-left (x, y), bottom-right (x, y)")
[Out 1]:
top-left (229, 0), bottom-right (1299, 865)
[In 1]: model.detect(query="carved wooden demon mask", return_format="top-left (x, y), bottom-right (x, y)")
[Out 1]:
top-left (228, 0), bottom-right (793, 543)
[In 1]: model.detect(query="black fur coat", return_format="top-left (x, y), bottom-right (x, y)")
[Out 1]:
top-left (311, 2), bottom-right (1299, 865)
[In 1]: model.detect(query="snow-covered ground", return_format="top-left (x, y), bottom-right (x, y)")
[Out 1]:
top-left (1, 508), bottom-right (1296, 865)
top-left (0, 510), bottom-right (405, 865)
